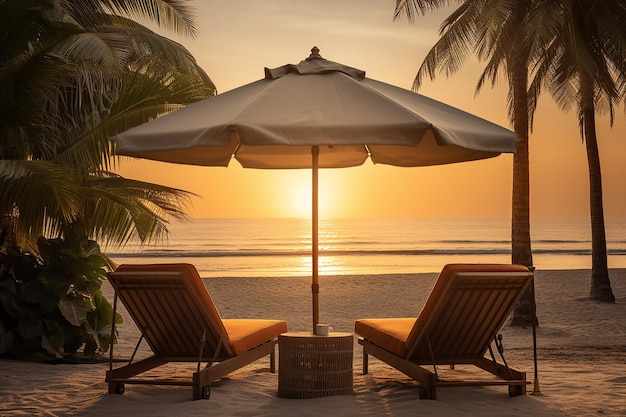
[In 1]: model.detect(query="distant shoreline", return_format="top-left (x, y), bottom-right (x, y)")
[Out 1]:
top-left (187, 266), bottom-right (626, 280)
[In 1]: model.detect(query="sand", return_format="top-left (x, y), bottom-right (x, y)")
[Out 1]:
top-left (2, 268), bottom-right (625, 416)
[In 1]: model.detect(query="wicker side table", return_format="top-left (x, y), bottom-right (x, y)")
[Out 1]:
top-left (278, 332), bottom-right (353, 399)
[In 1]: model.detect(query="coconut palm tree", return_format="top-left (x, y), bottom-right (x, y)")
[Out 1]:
top-left (0, 0), bottom-right (216, 250)
top-left (396, 0), bottom-right (621, 303)
top-left (529, 0), bottom-right (625, 302)
top-left (394, 0), bottom-right (537, 323)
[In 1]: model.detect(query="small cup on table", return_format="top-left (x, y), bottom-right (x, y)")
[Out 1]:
top-left (315, 323), bottom-right (333, 336)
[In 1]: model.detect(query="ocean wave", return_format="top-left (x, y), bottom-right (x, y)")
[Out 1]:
top-left (106, 247), bottom-right (626, 259)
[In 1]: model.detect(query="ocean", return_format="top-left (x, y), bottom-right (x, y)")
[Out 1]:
top-left (105, 217), bottom-right (626, 278)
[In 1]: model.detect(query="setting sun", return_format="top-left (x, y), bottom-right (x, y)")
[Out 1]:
top-left (287, 182), bottom-right (312, 218)
top-left (281, 171), bottom-right (335, 219)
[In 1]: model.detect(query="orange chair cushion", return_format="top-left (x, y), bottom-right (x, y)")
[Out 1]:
top-left (355, 318), bottom-right (416, 358)
top-left (223, 319), bottom-right (288, 356)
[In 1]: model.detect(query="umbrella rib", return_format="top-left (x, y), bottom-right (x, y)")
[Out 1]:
top-left (232, 143), bottom-right (241, 160)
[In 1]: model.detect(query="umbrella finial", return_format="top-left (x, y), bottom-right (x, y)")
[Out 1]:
top-left (265, 45), bottom-right (366, 81)
top-left (307, 46), bottom-right (322, 61)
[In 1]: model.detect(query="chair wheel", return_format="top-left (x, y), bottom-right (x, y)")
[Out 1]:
top-left (114, 383), bottom-right (125, 395)
top-left (508, 384), bottom-right (523, 397)
top-left (202, 385), bottom-right (211, 399)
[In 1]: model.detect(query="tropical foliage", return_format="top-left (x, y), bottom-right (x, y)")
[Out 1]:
top-left (527, 0), bottom-right (625, 302)
top-left (0, 0), bottom-right (216, 250)
top-left (394, 0), bottom-right (620, 307)
top-left (0, 0), bottom-right (216, 359)
top-left (0, 222), bottom-right (121, 360)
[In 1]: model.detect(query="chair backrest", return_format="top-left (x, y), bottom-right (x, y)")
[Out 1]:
top-left (108, 263), bottom-right (234, 360)
top-left (405, 264), bottom-right (532, 364)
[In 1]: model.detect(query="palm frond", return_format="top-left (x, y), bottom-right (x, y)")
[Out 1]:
top-left (97, 0), bottom-right (199, 38)
top-left (414, 2), bottom-right (479, 90)
top-left (0, 160), bottom-right (84, 246)
top-left (531, 0), bottom-right (626, 128)
top-left (80, 172), bottom-right (195, 247)
top-left (394, 0), bottom-right (454, 23)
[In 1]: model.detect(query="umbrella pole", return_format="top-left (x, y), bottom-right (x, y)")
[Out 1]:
top-left (312, 145), bottom-right (320, 333)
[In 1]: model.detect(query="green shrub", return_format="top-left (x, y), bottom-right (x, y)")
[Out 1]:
top-left (0, 223), bottom-right (122, 361)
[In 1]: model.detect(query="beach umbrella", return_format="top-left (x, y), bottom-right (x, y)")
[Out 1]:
top-left (112, 47), bottom-right (518, 332)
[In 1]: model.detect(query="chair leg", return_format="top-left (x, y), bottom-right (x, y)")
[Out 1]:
top-left (363, 351), bottom-right (369, 375)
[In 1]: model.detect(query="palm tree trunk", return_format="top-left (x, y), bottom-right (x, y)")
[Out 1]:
top-left (511, 73), bottom-right (533, 267)
top-left (509, 61), bottom-right (536, 326)
top-left (583, 106), bottom-right (615, 303)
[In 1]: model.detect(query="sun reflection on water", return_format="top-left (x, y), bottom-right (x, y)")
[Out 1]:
top-left (298, 255), bottom-right (348, 277)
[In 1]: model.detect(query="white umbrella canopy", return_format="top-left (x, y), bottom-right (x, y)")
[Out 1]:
top-left (113, 47), bottom-right (518, 331)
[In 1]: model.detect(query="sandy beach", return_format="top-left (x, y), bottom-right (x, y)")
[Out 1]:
top-left (2, 268), bottom-right (625, 416)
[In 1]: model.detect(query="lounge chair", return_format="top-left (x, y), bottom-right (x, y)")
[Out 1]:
top-left (105, 263), bottom-right (288, 400)
top-left (355, 263), bottom-right (533, 400)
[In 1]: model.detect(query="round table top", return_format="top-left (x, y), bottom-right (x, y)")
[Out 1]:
top-left (279, 331), bottom-right (353, 339)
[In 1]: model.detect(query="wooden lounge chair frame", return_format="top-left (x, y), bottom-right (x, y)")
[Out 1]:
top-left (106, 263), bottom-right (288, 400)
top-left (356, 264), bottom-right (533, 400)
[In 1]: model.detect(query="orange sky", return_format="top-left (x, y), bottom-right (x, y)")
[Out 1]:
top-left (117, 1), bottom-right (626, 220)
